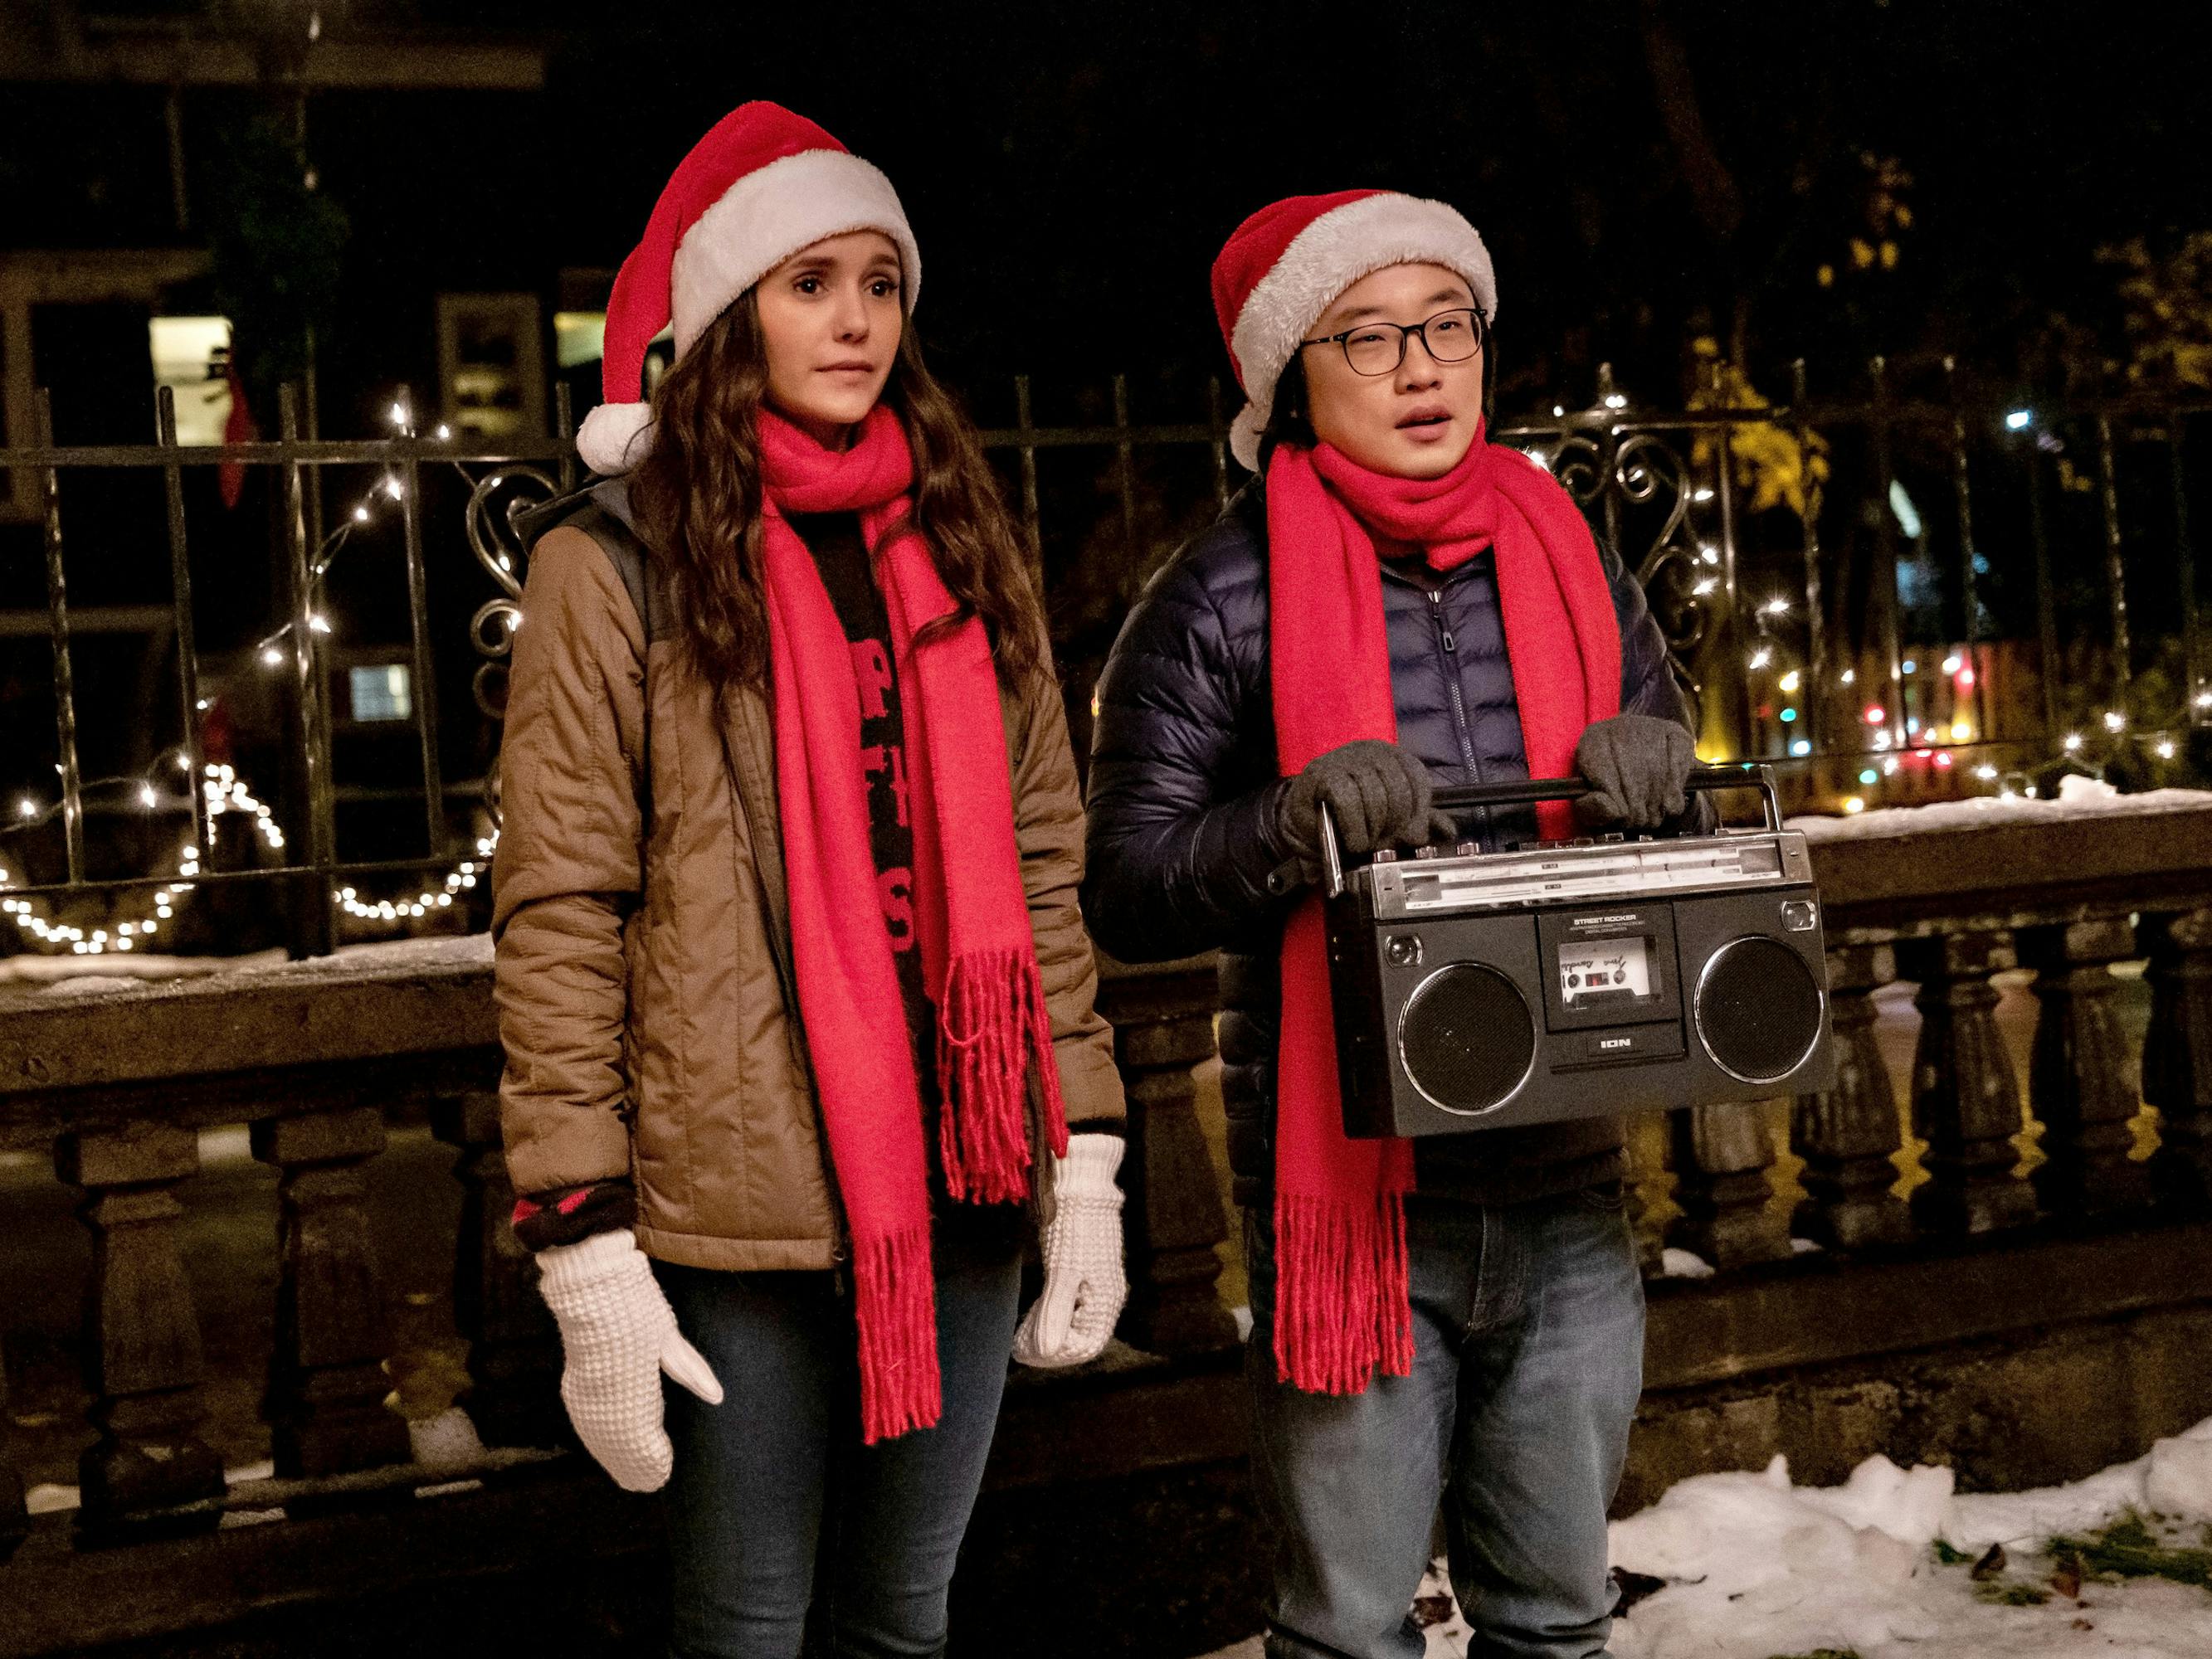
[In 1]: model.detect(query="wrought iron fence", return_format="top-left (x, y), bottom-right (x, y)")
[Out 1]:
top-left (2, 359), bottom-right (2208, 958)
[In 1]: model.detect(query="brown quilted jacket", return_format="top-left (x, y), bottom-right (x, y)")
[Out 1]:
top-left (492, 499), bottom-right (1124, 1272)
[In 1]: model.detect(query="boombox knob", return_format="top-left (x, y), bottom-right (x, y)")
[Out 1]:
top-left (1414, 845), bottom-right (1441, 859)
top-left (1372, 849), bottom-right (1398, 864)
top-left (1454, 841), bottom-right (1479, 857)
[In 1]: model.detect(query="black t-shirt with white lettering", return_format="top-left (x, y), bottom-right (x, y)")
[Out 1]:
top-left (792, 513), bottom-right (1023, 1248)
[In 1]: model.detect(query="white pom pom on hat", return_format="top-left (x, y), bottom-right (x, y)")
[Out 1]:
top-left (1210, 189), bottom-right (1497, 472)
top-left (577, 101), bottom-right (920, 476)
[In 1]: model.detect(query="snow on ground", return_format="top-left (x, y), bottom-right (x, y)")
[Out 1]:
top-left (1194, 1418), bottom-right (2212, 1659)
top-left (1787, 776), bottom-right (2212, 841)
top-left (1614, 1415), bottom-right (2212, 1658)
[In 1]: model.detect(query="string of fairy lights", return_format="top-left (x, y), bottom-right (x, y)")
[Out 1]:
top-left (1527, 397), bottom-right (2211, 818)
top-left (0, 395), bottom-right (499, 956)
top-left (5, 396), bottom-right (2202, 953)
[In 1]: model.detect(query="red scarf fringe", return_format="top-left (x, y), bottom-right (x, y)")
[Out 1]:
top-left (853, 1225), bottom-right (941, 1444)
top-left (1271, 1190), bottom-right (1415, 1394)
top-left (938, 946), bottom-right (1069, 1204)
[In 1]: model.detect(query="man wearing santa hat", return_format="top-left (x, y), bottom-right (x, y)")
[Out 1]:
top-left (1084, 190), bottom-right (1703, 1657)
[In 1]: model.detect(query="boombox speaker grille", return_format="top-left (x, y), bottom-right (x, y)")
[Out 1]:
top-left (1397, 964), bottom-right (1536, 1114)
top-left (1696, 936), bottom-right (1823, 1084)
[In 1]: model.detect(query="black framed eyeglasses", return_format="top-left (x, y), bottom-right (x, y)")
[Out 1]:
top-left (1298, 308), bottom-right (1488, 377)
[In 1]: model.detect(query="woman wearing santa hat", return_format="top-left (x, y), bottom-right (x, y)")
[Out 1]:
top-left (1084, 191), bottom-right (1703, 1657)
top-left (492, 102), bottom-right (1127, 1657)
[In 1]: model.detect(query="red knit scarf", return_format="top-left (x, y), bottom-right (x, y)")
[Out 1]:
top-left (761, 405), bottom-right (1068, 1443)
top-left (1265, 424), bottom-right (1621, 1394)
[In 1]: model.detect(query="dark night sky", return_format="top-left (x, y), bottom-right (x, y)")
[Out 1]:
top-left (406, 1), bottom-right (2212, 409)
top-left (17, 1), bottom-right (2212, 421)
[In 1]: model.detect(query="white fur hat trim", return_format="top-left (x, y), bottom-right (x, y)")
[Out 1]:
top-left (669, 148), bottom-right (919, 357)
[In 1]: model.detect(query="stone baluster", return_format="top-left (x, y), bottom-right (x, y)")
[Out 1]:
top-left (432, 1091), bottom-right (563, 1447)
top-left (252, 1109), bottom-right (411, 1477)
top-left (1, 1344), bottom-right (27, 1562)
top-left (1898, 931), bottom-right (2038, 1234)
top-left (1665, 1102), bottom-right (1792, 1269)
top-left (1094, 960), bottom-right (1239, 1355)
top-left (2141, 908), bottom-right (2212, 1209)
top-left (1791, 943), bottom-right (1912, 1249)
top-left (1623, 1134), bottom-right (1664, 1278)
top-left (56, 1122), bottom-right (226, 1535)
top-left (2020, 918), bottom-right (2153, 1219)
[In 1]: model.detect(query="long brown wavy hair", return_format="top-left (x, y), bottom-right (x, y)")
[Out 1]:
top-left (628, 290), bottom-right (1047, 693)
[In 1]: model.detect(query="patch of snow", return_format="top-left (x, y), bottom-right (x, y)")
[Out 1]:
top-left (1658, 1248), bottom-right (1713, 1279)
top-left (1611, 1414), bottom-right (2212, 1659)
top-left (1197, 1418), bottom-right (2212, 1659)
top-left (1789, 784), bottom-right (2212, 842)
top-left (0, 948), bottom-right (288, 986)
top-left (407, 1406), bottom-right (487, 1472)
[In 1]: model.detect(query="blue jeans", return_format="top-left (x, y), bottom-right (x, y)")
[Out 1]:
top-left (1245, 1187), bottom-right (1645, 1659)
top-left (655, 1237), bottom-right (1023, 1659)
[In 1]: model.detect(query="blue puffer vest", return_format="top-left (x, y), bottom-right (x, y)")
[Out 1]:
top-left (1082, 486), bottom-right (1698, 1210)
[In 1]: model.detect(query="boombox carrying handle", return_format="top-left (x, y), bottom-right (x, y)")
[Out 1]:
top-left (1318, 765), bottom-right (1782, 899)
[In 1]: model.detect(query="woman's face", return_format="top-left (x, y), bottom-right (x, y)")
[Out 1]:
top-left (754, 230), bottom-right (905, 446)
top-left (1298, 261), bottom-right (1484, 479)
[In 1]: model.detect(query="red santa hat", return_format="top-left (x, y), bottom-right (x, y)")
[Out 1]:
top-left (577, 101), bottom-right (921, 475)
top-left (1211, 189), bottom-right (1497, 471)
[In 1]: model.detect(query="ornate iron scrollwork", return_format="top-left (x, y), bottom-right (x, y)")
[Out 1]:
top-left (1527, 422), bottom-right (1713, 699)
top-left (464, 465), bottom-right (558, 825)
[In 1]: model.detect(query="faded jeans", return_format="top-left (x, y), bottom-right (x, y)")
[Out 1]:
top-left (1245, 1186), bottom-right (1646, 1659)
top-left (655, 1235), bottom-right (1023, 1659)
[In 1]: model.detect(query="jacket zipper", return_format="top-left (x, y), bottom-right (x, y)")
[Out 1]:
top-left (1383, 564), bottom-right (1498, 848)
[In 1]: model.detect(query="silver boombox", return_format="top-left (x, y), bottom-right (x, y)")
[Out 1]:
top-left (1321, 766), bottom-right (1835, 1139)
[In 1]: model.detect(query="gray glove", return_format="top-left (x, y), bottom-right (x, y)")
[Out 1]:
top-left (1574, 714), bottom-right (1698, 830)
top-left (1278, 739), bottom-right (1454, 866)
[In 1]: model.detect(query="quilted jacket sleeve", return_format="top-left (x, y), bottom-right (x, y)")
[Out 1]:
top-left (491, 524), bottom-right (648, 1201)
top-left (1082, 528), bottom-right (1297, 965)
top-left (1008, 659), bottom-right (1127, 1131)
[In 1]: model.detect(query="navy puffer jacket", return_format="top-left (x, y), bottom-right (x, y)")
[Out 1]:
top-left (1083, 485), bottom-right (1698, 1211)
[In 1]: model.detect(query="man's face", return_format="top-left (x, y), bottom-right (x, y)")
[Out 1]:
top-left (1299, 261), bottom-right (1484, 479)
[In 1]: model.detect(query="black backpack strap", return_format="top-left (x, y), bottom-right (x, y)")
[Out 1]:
top-left (517, 479), bottom-right (669, 645)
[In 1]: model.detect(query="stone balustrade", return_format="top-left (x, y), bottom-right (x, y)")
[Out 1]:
top-left (5, 794), bottom-right (2212, 1653)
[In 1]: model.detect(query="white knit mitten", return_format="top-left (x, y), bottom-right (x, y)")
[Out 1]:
top-left (534, 1228), bottom-right (723, 1491)
top-left (1013, 1134), bottom-right (1128, 1369)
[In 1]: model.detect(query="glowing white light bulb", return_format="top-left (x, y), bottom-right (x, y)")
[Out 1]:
top-left (2063, 732), bottom-right (2084, 752)
top-left (261, 645), bottom-right (285, 667)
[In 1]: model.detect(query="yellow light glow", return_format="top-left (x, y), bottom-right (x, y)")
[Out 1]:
top-left (1843, 796), bottom-right (1865, 814)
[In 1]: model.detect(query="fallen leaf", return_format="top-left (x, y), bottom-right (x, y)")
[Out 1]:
top-left (1610, 1570), bottom-right (1669, 1617)
top-left (1971, 1543), bottom-right (2008, 1581)
top-left (2050, 1555), bottom-right (2082, 1599)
